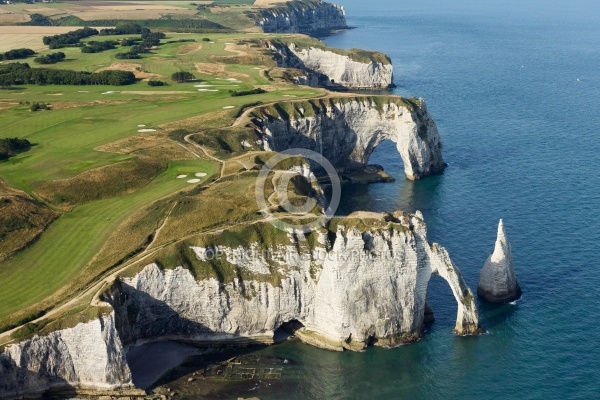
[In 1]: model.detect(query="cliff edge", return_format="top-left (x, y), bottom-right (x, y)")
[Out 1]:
top-left (251, 96), bottom-right (446, 180)
top-left (267, 39), bottom-right (394, 90)
top-left (255, 0), bottom-right (348, 34)
top-left (0, 213), bottom-right (480, 398)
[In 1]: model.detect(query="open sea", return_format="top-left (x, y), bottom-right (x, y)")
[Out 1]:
top-left (174, 1), bottom-right (600, 398)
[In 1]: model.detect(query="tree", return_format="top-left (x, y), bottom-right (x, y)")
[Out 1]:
top-left (0, 137), bottom-right (31, 161)
top-left (171, 71), bottom-right (196, 83)
top-left (0, 48), bottom-right (35, 61)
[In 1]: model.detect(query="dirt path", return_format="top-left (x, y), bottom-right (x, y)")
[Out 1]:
top-left (184, 133), bottom-right (225, 179)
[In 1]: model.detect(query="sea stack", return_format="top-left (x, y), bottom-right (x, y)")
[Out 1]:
top-left (477, 220), bottom-right (522, 303)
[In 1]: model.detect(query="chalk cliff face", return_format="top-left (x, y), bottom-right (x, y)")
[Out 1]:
top-left (0, 313), bottom-right (132, 399)
top-left (256, 0), bottom-right (347, 34)
top-left (478, 220), bottom-right (522, 302)
top-left (252, 97), bottom-right (446, 180)
top-left (0, 213), bottom-right (480, 397)
top-left (109, 212), bottom-right (480, 351)
top-left (269, 41), bottom-right (393, 89)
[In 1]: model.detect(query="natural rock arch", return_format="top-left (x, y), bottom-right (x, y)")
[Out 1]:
top-left (408, 211), bottom-right (481, 335)
top-left (252, 96), bottom-right (447, 180)
top-left (425, 244), bottom-right (481, 335)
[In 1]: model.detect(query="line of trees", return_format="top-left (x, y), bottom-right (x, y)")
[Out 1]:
top-left (0, 48), bottom-right (36, 61)
top-left (81, 40), bottom-right (117, 53)
top-left (0, 138), bottom-right (31, 161)
top-left (116, 28), bottom-right (165, 59)
top-left (0, 63), bottom-right (136, 86)
top-left (34, 52), bottom-right (66, 65)
top-left (115, 52), bottom-right (141, 60)
top-left (141, 28), bottom-right (166, 47)
top-left (43, 27), bottom-right (99, 49)
top-left (147, 80), bottom-right (166, 87)
top-left (229, 88), bottom-right (267, 97)
top-left (121, 38), bottom-right (141, 46)
top-left (99, 23), bottom-right (143, 36)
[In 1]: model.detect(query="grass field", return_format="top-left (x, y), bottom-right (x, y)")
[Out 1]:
top-left (0, 26), bottom-right (89, 52)
top-left (0, 158), bottom-right (216, 320)
top-left (0, 30), bottom-right (324, 325)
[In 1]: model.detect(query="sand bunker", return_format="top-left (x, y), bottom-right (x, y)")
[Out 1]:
top-left (187, 179), bottom-right (201, 183)
top-left (121, 91), bottom-right (192, 95)
top-left (176, 174), bottom-right (187, 179)
top-left (137, 124), bottom-right (146, 127)
top-left (198, 89), bottom-right (218, 92)
top-left (138, 129), bottom-right (156, 132)
top-left (96, 63), bottom-right (164, 81)
top-left (195, 172), bottom-right (208, 177)
top-left (177, 43), bottom-right (202, 55)
top-left (223, 106), bottom-right (235, 109)
top-left (224, 43), bottom-right (248, 57)
top-left (195, 62), bottom-right (248, 79)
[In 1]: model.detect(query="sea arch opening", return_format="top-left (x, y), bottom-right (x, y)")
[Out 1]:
top-left (424, 274), bottom-right (458, 333)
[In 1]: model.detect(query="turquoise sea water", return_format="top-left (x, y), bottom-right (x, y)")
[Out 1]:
top-left (238, 1), bottom-right (600, 399)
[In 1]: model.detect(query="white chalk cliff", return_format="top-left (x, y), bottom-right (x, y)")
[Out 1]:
top-left (269, 41), bottom-right (393, 89)
top-left (0, 313), bottom-right (132, 399)
top-left (477, 220), bottom-right (522, 302)
top-left (252, 97), bottom-right (446, 180)
top-left (0, 213), bottom-right (480, 398)
top-left (256, 0), bottom-right (347, 34)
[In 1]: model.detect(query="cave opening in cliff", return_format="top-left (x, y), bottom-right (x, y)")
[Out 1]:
top-left (364, 139), bottom-right (405, 179)
top-left (425, 274), bottom-right (458, 332)
top-left (273, 320), bottom-right (305, 344)
top-left (328, 139), bottom-right (407, 216)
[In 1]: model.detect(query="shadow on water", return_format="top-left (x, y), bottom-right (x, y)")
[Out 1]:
top-left (330, 140), bottom-right (445, 217)
top-left (477, 299), bottom-right (519, 331)
top-left (106, 282), bottom-right (277, 392)
top-left (425, 274), bottom-right (458, 334)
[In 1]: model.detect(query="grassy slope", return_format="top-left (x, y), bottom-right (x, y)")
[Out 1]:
top-left (0, 33), bottom-right (322, 323)
top-left (0, 159), bottom-right (216, 320)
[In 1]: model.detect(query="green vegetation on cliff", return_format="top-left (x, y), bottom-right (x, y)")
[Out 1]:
top-left (270, 37), bottom-right (392, 65)
top-left (251, 96), bottom-right (422, 121)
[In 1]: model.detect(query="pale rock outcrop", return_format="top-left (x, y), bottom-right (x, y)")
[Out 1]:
top-left (252, 97), bottom-right (446, 180)
top-left (0, 214), bottom-right (481, 398)
top-left (108, 212), bottom-right (480, 351)
top-left (256, 0), bottom-right (347, 34)
top-left (478, 220), bottom-right (522, 302)
top-left (0, 313), bottom-right (132, 399)
top-left (270, 42), bottom-right (393, 89)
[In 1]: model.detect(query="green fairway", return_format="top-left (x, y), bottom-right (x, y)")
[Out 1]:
top-left (0, 83), bottom-right (318, 194)
top-left (0, 158), bottom-right (217, 320)
top-left (0, 28), bottom-right (324, 325)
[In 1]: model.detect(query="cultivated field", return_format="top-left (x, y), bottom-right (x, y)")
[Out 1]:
top-left (0, 33), bottom-right (49, 52)
top-left (0, 27), bottom-right (112, 52)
